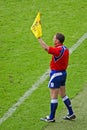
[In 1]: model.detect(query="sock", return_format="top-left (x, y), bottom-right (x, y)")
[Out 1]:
top-left (49, 99), bottom-right (58, 119)
top-left (62, 96), bottom-right (73, 115)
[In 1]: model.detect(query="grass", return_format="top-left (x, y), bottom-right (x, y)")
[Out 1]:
top-left (0, 0), bottom-right (87, 130)
top-left (44, 85), bottom-right (87, 130)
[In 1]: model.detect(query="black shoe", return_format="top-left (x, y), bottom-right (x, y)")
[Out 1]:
top-left (40, 116), bottom-right (55, 122)
top-left (63, 114), bottom-right (76, 120)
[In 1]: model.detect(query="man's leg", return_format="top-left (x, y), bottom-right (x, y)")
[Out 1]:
top-left (40, 88), bottom-right (59, 122)
top-left (49, 88), bottom-right (59, 119)
top-left (59, 86), bottom-right (76, 119)
top-left (62, 95), bottom-right (73, 115)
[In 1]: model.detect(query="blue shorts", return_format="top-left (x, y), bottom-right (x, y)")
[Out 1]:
top-left (48, 70), bottom-right (67, 88)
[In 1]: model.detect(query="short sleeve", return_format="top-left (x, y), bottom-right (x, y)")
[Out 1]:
top-left (48, 46), bottom-right (61, 56)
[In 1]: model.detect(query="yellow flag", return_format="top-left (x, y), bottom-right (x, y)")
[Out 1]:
top-left (31, 12), bottom-right (42, 38)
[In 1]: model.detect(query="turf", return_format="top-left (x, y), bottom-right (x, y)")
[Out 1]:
top-left (44, 84), bottom-right (87, 130)
top-left (0, 0), bottom-right (87, 130)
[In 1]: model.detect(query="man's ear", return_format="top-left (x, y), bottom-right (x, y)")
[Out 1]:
top-left (56, 39), bottom-right (60, 44)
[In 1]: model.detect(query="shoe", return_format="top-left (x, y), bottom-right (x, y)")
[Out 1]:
top-left (63, 114), bottom-right (76, 120)
top-left (40, 116), bottom-right (55, 122)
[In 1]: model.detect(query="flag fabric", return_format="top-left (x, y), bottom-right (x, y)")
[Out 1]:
top-left (31, 12), bottom-right (42, 38)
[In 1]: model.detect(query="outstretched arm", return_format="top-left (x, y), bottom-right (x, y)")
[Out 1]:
top-left (38, 38), bottom-right (49, 52)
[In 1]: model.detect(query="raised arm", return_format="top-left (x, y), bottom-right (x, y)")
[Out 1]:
top-left (38, 38), bottom-right (49, 52)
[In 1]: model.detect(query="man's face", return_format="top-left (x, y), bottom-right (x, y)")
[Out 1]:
top-left (53, 35), bottom-right (60, 47)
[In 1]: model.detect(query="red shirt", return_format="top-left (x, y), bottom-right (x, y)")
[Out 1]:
top-left (48, 45), bottom-right (69, 71)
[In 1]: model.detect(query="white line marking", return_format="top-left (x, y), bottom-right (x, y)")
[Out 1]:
top-left (69, 33), bottom-right (87, 54)
top-left (0, 33), bottom-right (87, 125)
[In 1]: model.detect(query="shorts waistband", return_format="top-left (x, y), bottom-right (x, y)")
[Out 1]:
top-left (51, 70), bottom-right (66, 73)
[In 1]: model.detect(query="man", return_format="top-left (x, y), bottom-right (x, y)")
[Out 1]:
top-left (38, 33), bottom-right (76, 122)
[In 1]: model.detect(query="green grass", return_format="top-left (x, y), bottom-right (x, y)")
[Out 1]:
top-left (0, 0), bottom-right (87, 130)
top-left (44, 84), bottom-right (87, 130)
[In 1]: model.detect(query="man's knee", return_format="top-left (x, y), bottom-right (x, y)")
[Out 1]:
top-left (59, 86), bottom-right (66, 98)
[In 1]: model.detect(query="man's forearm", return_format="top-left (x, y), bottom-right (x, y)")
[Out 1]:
top-left (38, 38), bottom-right (49, 51)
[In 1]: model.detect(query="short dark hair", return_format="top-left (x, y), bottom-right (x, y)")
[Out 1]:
top-left (56, 33), bottom-right (65, 43)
